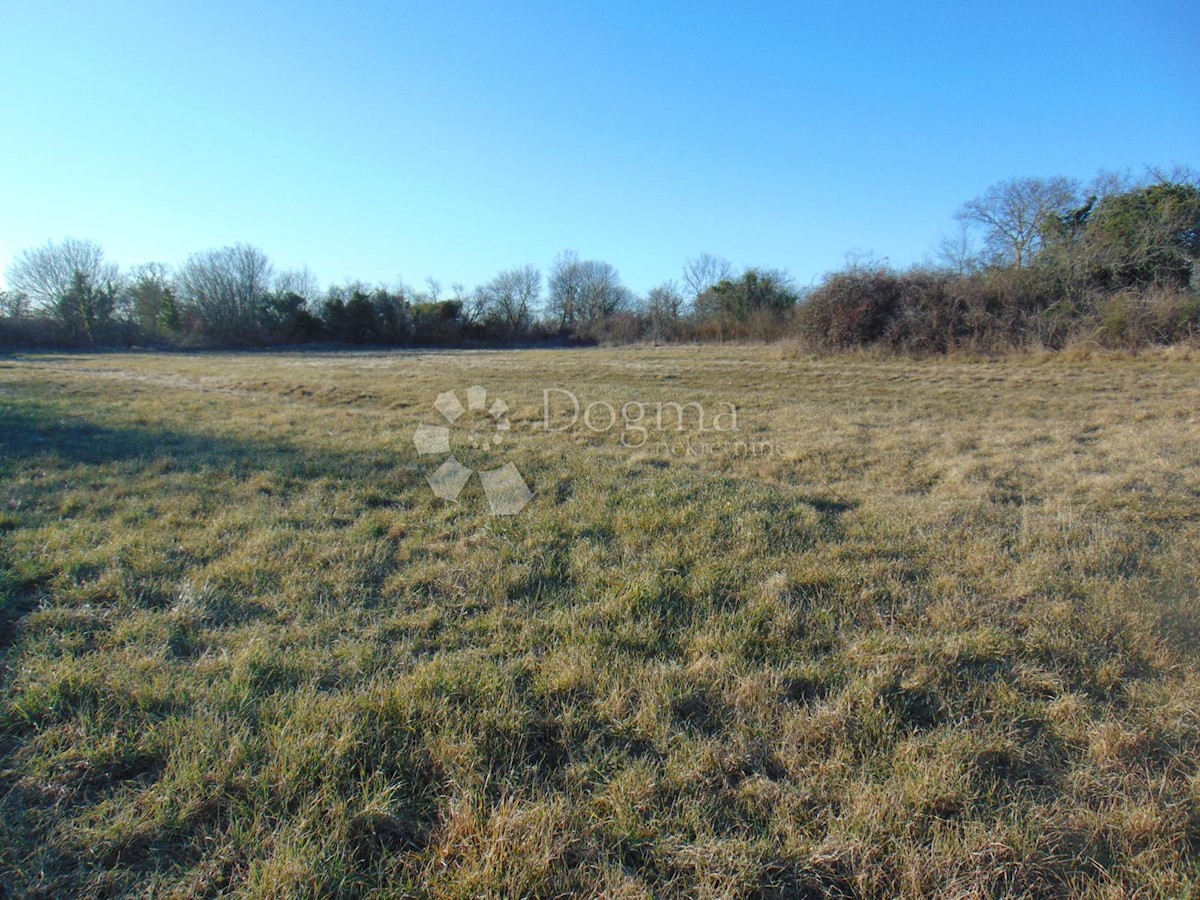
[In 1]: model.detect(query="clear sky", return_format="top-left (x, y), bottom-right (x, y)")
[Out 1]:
top-left (1, 0), bottom-right (1196, 295)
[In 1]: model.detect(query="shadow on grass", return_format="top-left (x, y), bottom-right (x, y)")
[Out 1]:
top-left (0, 398), bottom-right (402, 482)
top-left (0, 398), bottom-right (416, 645)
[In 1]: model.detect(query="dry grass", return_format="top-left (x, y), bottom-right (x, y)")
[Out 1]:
top-left (1, 345), bottom-right (1199, 897)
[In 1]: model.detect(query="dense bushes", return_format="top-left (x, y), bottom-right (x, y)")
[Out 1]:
top-left (794, 267), bottom-right (904, 349)
top-left (791, 172), bottom-right (1200, 353)
top-left (795, 265), bottom-right (1198, 353)
top-left (1092, 288), bottom-right (1200, 347)
top-left (3, 168), bottom-right (1197, 353)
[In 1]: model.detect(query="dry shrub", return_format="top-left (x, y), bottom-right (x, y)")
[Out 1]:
top-left (794, 261), bottom-right (1200, 355)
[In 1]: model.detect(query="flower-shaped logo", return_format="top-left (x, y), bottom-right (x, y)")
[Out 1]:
top-left (413, 385), bottom-right (533, 515)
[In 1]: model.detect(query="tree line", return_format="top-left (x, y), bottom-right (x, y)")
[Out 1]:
top-left (3, 165), bottom-right (1197, 353)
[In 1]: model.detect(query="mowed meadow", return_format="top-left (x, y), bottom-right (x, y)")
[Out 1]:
top-left (1, 345), bottom-right (1199, 898)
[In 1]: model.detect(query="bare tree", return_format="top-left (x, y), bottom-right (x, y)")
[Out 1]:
top-left (0, 289), bottom-right (30, 318)
top-left (1148, 162), bottom-right (1200, 191)
top-left (6, 238), bottom-right (120, 312)
top-left (682, 252), bottom-right (733, 301)
top-left (1088, 168), bottom-right (1137, 201)
top-left (645, 280), bottom-right (686, 342)
top-left (275, 266), bottom-right (321, 304)
top-left (576, 259), bottom-right (629, 322)
top-left (548, 252), bottom-right (630, 328)
top-left (6, 238), bottom-right (122, 341)
top-left (646, 280), bottom-right (685, 320)
top-left (956, 176), bottom-right (1080, 269)
top-left (179, 244), bottom-right (274, 339)
top-left (936, 222), bottom-right (979, 275)
top-left (450, 281), bottom-right (484, 324)
top-left (477, 265), bottom-right (540, 333)
top-left (547, 250), bottom-right (583, 328)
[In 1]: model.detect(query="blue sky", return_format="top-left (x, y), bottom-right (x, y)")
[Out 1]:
top-left (1, 0), bottom-right (1196, 295)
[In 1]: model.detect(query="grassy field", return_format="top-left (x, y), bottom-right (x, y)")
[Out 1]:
top-left (1, 345), bottom-right (1199, 898)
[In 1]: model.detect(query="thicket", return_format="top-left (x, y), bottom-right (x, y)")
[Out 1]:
top-left (796, 173), bottom-right (1200, 352)
top-left (3, 168), bottom-right (1196, 353)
